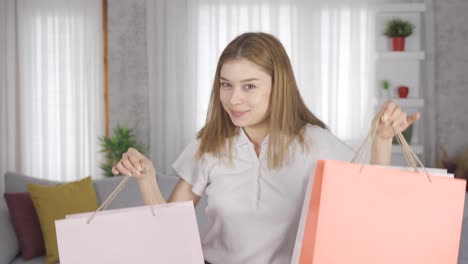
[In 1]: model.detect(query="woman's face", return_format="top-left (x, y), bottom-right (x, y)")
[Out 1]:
top-left (219, 58), bottom-right (272, 130)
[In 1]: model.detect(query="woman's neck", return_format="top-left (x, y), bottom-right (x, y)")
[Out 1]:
top-left (243, 122), bottom-right (269, 156)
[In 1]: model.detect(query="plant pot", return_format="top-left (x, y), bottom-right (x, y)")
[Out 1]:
top-left (398, 86), bottom-right (409, 98)
top-left (392, 37), bottom-right (405, 51)
top-left (381, 89), bottom-right (390, 100)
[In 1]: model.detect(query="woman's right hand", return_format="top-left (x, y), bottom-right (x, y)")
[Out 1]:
top-left (111, 147), bottom-right (156, 181)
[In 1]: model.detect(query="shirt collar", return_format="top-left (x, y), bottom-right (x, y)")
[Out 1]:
top-left (234, 128), bottom-right (251, 147)
top-left (234, 128), bottom-right (270, 148)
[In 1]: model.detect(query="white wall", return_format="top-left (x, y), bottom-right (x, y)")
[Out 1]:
top-left (108, 0), bottom-right (150, 151)
top-left (434, 0), bottom-right (468, 159)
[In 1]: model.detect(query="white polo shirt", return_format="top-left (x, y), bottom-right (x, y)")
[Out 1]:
top-left (172, 124), bottom-right (354, 264)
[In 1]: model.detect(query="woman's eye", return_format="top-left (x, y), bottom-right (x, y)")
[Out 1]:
top-left (244, 84), bottom-right (255, 90)
top-left (220, 82), bottom-right (231, 88)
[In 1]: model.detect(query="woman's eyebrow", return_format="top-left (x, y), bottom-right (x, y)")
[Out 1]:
top-left (220, 76), bottom-right (260, 83)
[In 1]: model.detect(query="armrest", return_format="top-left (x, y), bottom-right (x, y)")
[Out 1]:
top-left (0, 197), bottom-right (19, 263)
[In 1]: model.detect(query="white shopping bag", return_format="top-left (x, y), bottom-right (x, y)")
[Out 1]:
top-left (55, 177), bottom-right (204, 264)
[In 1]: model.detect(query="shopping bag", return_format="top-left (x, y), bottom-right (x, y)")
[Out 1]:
top-left (377, 165), bottom-right (454, 178)
top-left (55, 177), bottom-right (204, 264)
top-left (291, 159), bottom-right (466, 264)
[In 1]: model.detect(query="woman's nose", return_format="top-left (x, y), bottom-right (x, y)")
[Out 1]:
top-left (229, 88), bottom-right (244, 105)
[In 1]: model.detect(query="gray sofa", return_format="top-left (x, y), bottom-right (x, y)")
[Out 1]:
top-left (1, 171), bottom-right (468, 264)
top-left (0, 171), bottom-right (208, 264)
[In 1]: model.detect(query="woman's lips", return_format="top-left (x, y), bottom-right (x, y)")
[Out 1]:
top-left (231, 110), bottom-right (249, 118)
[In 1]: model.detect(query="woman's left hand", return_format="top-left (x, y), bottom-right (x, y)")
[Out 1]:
top-left (375, 100), bottom-right (421, 140)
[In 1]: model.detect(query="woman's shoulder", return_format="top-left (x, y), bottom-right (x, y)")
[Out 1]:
top-left (302, 123), bottom-right (354, 160)
top-left (180, 138), bottom-right (219, 163)
top-left (175, 138), bottom-right (214, 167)
top-left (186, 138), bottom-right (202, 149)
top-left (178, 138), bottom-right (201, 156)
top-left (302, 123), bottom-right (346, 146)
top-left (302, 123), bottom-right (333, 140)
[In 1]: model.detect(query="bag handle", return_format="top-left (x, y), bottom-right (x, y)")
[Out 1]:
top-left (351, 111), bottom-right (432, 183)
top-left (86, 175), bottom-right (156, 224)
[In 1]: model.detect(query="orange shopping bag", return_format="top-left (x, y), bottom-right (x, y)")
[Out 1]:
top-left (291, 118), bottom-right (467, 264)
top-left (291, 160), bottom-right (466, 264)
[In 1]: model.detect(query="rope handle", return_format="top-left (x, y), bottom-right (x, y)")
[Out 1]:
top-left (86, 174), bottom-right (157, 224)
top-left (351, 111), bottom-right (432, 183)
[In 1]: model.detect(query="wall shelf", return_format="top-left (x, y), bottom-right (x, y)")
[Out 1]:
top-left (377, 3), bottom-right (426, 13)
top-left (376, 98), bottom-right (424, 108)
top-left (376, 51), bottom-right (425, 60)
top-left (392, 145), bottom-right (424, 155)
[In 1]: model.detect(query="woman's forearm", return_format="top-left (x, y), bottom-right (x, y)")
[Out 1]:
top-left (370, 137), bottom-right (392, 165)
top-left (137, 174), bottom-right (166, 205)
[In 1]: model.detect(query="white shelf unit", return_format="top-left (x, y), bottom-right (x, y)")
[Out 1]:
top-left (375, 98), bottom-right (425, 108)
top-left (392, 145), bottom-right (424, 155)
top-left (377, 3), bottom-right (426, 13)
top-left (375, 3), bottom-right (427, 166)
top-left (376, 3), bottom-right (426, 13)
top-left (376, 51), bottom-right (425, 60)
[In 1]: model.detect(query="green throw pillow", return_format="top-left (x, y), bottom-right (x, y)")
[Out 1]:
top-left (28, 176), bottom-right (99, 264)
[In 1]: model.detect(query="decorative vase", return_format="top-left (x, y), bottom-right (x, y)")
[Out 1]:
top-left (398, 86), bottom-right (409, 98)
top-left (392, 37), bottom-right (405, 51)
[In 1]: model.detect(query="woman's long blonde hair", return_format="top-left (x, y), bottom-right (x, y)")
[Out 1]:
top-left (196, 32), bottom-right (326, 169)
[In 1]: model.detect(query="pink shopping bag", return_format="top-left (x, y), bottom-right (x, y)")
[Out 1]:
top-left (55, 188), bottom-right (204, 264)
top-left (292, 160), bottom-right (467, 264)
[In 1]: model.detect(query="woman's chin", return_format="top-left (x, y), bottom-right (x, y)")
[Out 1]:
top-left (231, 121), bottom-right (244, 127)
top-left (230, 118), bottom-right (247, 128)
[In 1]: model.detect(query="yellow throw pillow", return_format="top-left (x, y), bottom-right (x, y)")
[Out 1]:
top-left (28, 176), bottom-right (99, 264)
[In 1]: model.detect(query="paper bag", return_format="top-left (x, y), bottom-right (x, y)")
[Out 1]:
top-left (56, 201), bottom-right (204, 264)
top-left (292, 160), bottom-right (466, 264)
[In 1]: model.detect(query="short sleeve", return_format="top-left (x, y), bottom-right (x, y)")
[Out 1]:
top-left (172, 140), bottom-right (209, 197)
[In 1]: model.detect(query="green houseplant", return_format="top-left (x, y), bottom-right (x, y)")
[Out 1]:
top-left (381, 80), bottom-right (390, 99)
top-left (384, 18), bottom-right (414, 51)
top-left (99, 125), bottom-right (145, 176)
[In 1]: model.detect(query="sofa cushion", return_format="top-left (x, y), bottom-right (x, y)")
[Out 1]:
top-left (4, 171), bottom-right (209, 242)
top-left (28, 177), bottom-right (99, 264)
top-left (5, 172), bottom-right (144, 210)
top-left (92, 175), bottom-right (143, 209)
top-left (11, 256), bottom-right (46, 264)
top-left (4, 192), bottom-right (45, 259)
top-left (5, 172), bottom-right (57, 193)
top-left (0, 197), bottom-right (19, 264)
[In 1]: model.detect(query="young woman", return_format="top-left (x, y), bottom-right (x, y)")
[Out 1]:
top-left (112, 32), bottom-right (420, 264)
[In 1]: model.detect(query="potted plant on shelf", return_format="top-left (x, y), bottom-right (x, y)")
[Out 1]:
top-left (382, 80), bottom-right (390, 99)
top-left (98, 125), bottom-right (145, 177)
top-left (397, 85), bottom-right (409, 98)
top-left (384, 18), bottom-right (414, 51)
